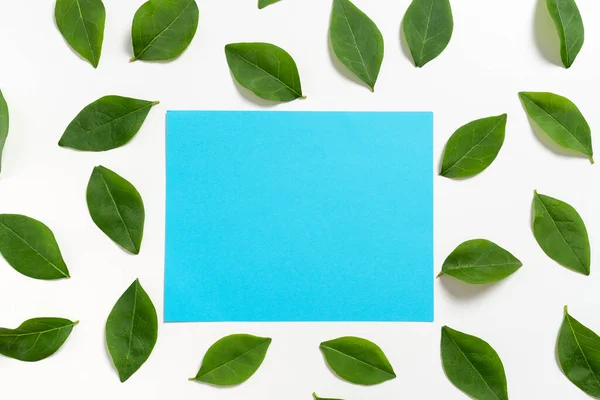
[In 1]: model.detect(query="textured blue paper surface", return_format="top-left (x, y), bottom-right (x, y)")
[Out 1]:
top-left (165, 111), bottom-right (433, 322)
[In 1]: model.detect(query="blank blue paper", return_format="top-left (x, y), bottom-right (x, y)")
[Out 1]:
top-left (165, 111), bottom-right (433, 322)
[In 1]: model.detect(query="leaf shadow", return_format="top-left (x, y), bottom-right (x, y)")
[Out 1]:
top-left (438, 276), bottom-right (498, 300)
top-left (533, 0), bottom-right (562, 66)
top-left (399, 18), bottom-right (415, 66)
top-left (522, 114), bottom-right (589, 162)
top-left (326, 33), bottom-right (371, 91)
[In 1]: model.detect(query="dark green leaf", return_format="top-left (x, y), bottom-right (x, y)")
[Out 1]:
top-left (58, 95), bottom-right (158, 152)
top-left (532, 191), bottom-right (590, 275)
top-left (87, 166), bottom-right (145, 255)
top-left (329, 0), bottom-right (384, 91)
top-left (131, 0), bottom-right (199, 62)
top-left (55, 0), bottom-right (106, 68)
top-left (439, 239), bottom-right (522, 284)
top-left (441, 326), bottom-right (509, 400)
top-left (320, 336), bottom-right (396, 386)
top-left (0, 214), bottom-right (70, 280)
top-left (402, 0), bottom-right (454, 67)
top-left (519, 92), bottom-right (593, 162)
top-left (440, 114), bottom-right (507, 178)
top-left (106, 279), bottom-right (158, 382)
top-left (258, 0), bottom-right (280, 9)
top-left (0, 90), bottom-right (8, 173)
top-left (0, 318), bottom-right (77, 362)
top-left (558, 306), bottom-right (600, 397)
top-left (191, 334), bottom-right (272, 386)
top-left (313, 393), bottom-right (343, 400)
top-left (547, 0), bottom-right (584, 68)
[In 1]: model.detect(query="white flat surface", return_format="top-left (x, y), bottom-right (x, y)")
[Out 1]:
top-left (0, 0), bottom-right (598, 398)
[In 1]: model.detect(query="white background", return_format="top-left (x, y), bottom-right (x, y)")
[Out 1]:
top-left (0, 0), bottom-right (598, 398)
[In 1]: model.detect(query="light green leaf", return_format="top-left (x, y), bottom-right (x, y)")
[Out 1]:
top-left (546, 0), bottom-right (584, 68)
top-left (59, 95), bottom-right (159, 152)
top-left (225, 42), bottom-right (304, 102)
top-left (55, 0), bottom-right (106, 68)
top-left (190, 334), bottom-right (272, 386)
top-left (440, 114), bottom-right (507, 178)
top-left (87, 166), bottom-right (145, 255)
top-left (441, 326), bottom-right (509, 400)
top-left (320, 336), bottom-right (396, 386)
top-left (0, 318), bottom-right (78, 362)
top-left (132, 0), bottom-right (199, 62)
top-left (558, 306), bottom-right (600, 398)
top-left (0, 90), bottom-right (9, 173)
top-left (258, 0), bottom-right (280, 9)
top-left (519, 92), bottom-right (593, 162)
top-left (439, 239), bottom-right (522, 284)
top-left (403, 0), bottom-right (454, 67)
top-left (313, 393), bottom-right (343, 400)
top-left (329, 0), bottom-right (384, 91)
top-left (106, 279), bottom-right (158, 382)
top-left (0, 214), bottom-right (70, 280)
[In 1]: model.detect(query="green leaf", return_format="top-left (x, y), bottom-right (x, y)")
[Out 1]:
top-left (0, 318), bottom-right (77, 362)
top-left (329, 0), bottom-right (384, 91)
top-left (0, 214), bottom-right (70, 280)
top-left (441, 326), bottom-right (509, 400)
top-left (558, 306), bottom-right (600, 397)
top-left (225, 42), bottom-right (304, 102)
top-left (533, 191), bottom-right (590, 275)
top-left (106, 279), bottom-right (158, 382)
top-left (55, 0), bottom-right (106, 68)
top-left (546, 0), bottom-right (584, 68)
top-left (439, 239), bottom-right (522, 284)
top-left (87, 166), bottom-right (145, 255)
top-left (258, 0), bottom-right (280, 9)
top-left (402, 0), bottom-right (454, 67)
top-left (440, 114), bottom-right (507, 178)
top-left (519, 92), bottom-right (593, 162)
top-left (58, 95), bottom-right (159, 152)
top-left (0, 90), bottom-right (9, 173)
top-left (313, 393), bottom-right (343, 400)
top-left (131, 0), bottom-right (199, 62)
top-left (190, 334), bottom-right (272, 386)
top-left (320, 336), bottom-right (396, 386)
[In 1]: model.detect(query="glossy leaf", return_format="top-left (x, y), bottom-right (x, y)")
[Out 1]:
top-left (403, 0), bottom-right (454, 67)
top-left (320, 336), bottom-right (396, 386)
top-left (87, 166), bottom-right (145, 254)
top-left (439, 239), bottom-right (522, 284)
top-left (0, 214), bottom-right (70, 280)
top-left (313, 394), bottom-right (343, 400)
top-left (106, 279), bottom-right (158, 382)
top-left (441, 326), bottom-right (509, 400)
top-left (547, 0), bottom-right (584, 68)
top-left (258, 0), bottom-right (280, 8)
top-left (0, 90), bottom-right (8, 173)
top-left (532, 191), bottom-right (590, 275)
top-left (558, 306), bottom-right (600, 397)
top-left (59, 95), bottom-right (159, 152)
top-left (329, 0), bottom-right (384, 91)
top-left (55, 0), bottom-right (106, 68)
top-left (225, 42), bottom-right (304, 102)
top-left (440, 114), bottom-right (507, 178)
top-left (519, 92), bottom-right (593, 162)
top-left (0, 318), bottom-right (77, 362)
top-left (191, 334), bottom-right (272, 386)
top-left (132, 0), bottom-right (199, 62)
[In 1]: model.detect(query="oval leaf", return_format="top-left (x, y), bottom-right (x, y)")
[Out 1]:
top-left (519, 92), bottom-right (593, 162)
top-left (106, 279), bottom-right (158, 382)
top-left (403, 0), bottom-right (454, 67)
top-left (440, 114), bottom-right (507, 178)
top-left (313, 393), bottom-right (343, 400)
top-left (439, 239), bottom-right (522, 284)
top-left (0, 318), bottom-right (77, 362)
top-left (441, 326), bottom-right (509, 400)
top-left (0, 90), bottom-right (9, 173)
top-left (259, 0), bottom-right (280, 8)
top-left (558, 306), bottom-right (600, 397)
top-left (132, 0), bottom-right (199, 62)
top-left (59, 95), bottom-right (159, 152)
top-left (191, 334), bottom-right (271, 386)
top-left (55, 0), bottom-right (106, 68)
top-left (533, 191), bottom-right (590, 275)
top-left (329, 0), bottom-right (384, 91)
top-left (225, 42), bottom-right (304, 102)
top-left (320, 336), bottom-right (396, 386)
top-left (0, 214), bottom-right (70, 280)
top-left (547, 0), bottom-right (584, 68)
top-left (87, 166), bottom-right (145, 255)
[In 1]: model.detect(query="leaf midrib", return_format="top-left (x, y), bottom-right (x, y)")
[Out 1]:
top-left (82, 101), bottom-right (154, 135)
top-left (565, 314), bottom-right (600, 390)
top-left (321, 344), bottom-right (395, 378)
top-left (74, 0), bottom-right (97, 65)
top-left (0, 323), bottom-right (74, 339)
top-left (446, 261), bottom-right (521, 272)
top-left (196, 340), bottom-right (270, 380)
top-left (335, 0), bottom-right (373, 87)
top-left (123, 282), bottom-right (139, 371)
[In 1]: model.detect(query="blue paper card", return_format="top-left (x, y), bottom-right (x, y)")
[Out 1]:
top-left (165, 111), bottom-right (433, 322)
